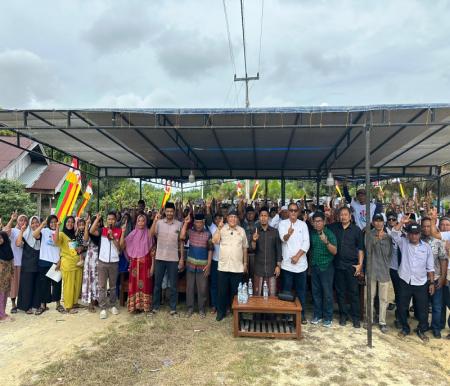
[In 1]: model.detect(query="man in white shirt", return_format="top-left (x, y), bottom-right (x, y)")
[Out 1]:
top-left (343, 183), bottom-right (376, 230)
top-left (278, 202), bottom-right (310, 323)
top-left (90, 211), bottom-right (123, 319)
top-left (208, 213), bottom-right (223, 314)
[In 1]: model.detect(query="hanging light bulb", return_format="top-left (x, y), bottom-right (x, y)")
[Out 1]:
top-left (326, 172), bottom-right (334, 187)
top-left (188, 170), bottom-right (195, 183)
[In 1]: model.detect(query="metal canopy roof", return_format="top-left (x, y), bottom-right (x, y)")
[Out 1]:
top-left (0, 104), bottom-right (449, 180)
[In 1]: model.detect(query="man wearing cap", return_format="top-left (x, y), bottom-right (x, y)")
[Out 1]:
top-left (250, 207), bottom-right (282, 296)
top-left (278, 202), bottom-right (310, 323)
top-left (269, 206), bottom-right (288, 229)
top-left (385, 212), bottom-right (403, 326)
top-left (242, 205), bottom-right (259, 244)
top-left (212, 210), bottom-right (248, 321)
top-left (309, 211), bottom-right (337, 327)
top-left (150, 202), bottom-right (184, 315)
top-left (343, 181), bottom-right (377, 230)
top-left (180, 213), bottom-right (214, 318)
top-left (422, 214), bottom-right (448, 338)
top-left (329, 206), bottom-right (364, 328)
top-left (366, 213), bottom-right (393, 333)
top-left (391, 215), bottom-right (435, 341)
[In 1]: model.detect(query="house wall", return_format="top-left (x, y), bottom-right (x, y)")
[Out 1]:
top-left (1, 154), bottom-right (31, 179)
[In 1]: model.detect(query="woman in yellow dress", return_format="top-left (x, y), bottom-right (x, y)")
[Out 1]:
top-left (55, 216), bottom-right (83, 314)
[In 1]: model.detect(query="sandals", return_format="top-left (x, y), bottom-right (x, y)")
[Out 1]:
top-left (26, 309), bottom-right (33, 315)
top-left (67, 308), bottom-right (78, 314)
top-left (35, 307), bottom-right (46, 316)
top-left (10, 307), bottom-right (18, 314)
top-left (56, 305), bottom-right (66, 314)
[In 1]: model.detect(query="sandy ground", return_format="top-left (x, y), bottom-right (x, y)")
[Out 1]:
top-left (0, 300), bottom-right (130, 385)
top-left (1, 297), bottom-right (449, 386)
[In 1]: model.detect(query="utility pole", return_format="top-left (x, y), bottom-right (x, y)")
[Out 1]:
top-left (234, 73), bottom-right (259, 108)
top-left (235, 0), bottom-right (259, 108)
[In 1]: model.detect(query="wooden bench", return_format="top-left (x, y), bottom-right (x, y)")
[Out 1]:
top-left (232, 296), bottom-right (302, 340)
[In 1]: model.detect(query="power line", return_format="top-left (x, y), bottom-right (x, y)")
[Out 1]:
top-left (222, 0), bottom-right (237, 75)
top-left (257, 0), bottom-right (265, 73)
top-left (239, 0), bottom-right (248, 77)
top-left (234, 0), bottom-right (259, 108)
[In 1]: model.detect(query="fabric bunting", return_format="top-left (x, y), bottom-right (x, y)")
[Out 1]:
top-left (251, 180), bottom-right (260, 200)
top-left (76, 181), bottom-right (93, 217)
top-left (160, 180), bottom-right (172, 209)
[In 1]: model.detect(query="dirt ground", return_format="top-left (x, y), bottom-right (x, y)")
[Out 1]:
top-left (1, 297), bottom-right (449, 386)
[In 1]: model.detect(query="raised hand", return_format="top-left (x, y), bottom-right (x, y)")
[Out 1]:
top-left (11, 210), bottom-right (18, 221)
top-left (319, 231), bottom-right (328, 244)
top-left (121, 219), bottom-right (128, 231)
top-left (400, 213), bottom-right (411, 226)
top-left (429, 207), bottom-right (438, 221)
top-left (154, 212), bottom-right (161, 222)
top-left (252, 227), bottom-right (259, 242)
top-left (288, 223), bottom-right (294, 236)
top-left (218, 218), bottom-right (224, 229)
top-left (20, 223), bottom-right (27, 232)
top-left (184, 214), bottom-right (191, 225)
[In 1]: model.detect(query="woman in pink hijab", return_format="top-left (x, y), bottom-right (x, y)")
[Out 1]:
top-left (124, 214), bottom-right (155, 314)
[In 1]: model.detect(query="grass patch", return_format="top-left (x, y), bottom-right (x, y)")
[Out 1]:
top-left (21, 313), bottom-right (283, 386)
top-left (305, 363), bottom-right (321, 378)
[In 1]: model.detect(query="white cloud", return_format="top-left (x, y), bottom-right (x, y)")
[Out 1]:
top-left (1, 0), bottom-right (450, 108)
top-left (0, 50), bottom-right (61, 108)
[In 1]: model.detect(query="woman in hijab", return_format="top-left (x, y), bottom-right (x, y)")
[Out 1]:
top-left (0, 231), bottom-right (15, 322)
top-left (55, 216), bottom-right (83, 314)
top-left (16, 216), bottom-right (41, 314)
top-left (33, 215), bottom-right (63, 315)
top-left (3, 213), bottom-right (28, 313)
top-left (123, 214), bottom-right (154, 314)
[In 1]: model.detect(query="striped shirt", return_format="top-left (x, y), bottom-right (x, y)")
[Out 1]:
top-left (186, 228), bottom-right (213, 272)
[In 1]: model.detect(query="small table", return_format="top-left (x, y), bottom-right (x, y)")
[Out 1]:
top-left (232, 296), bottom-right (302, 339)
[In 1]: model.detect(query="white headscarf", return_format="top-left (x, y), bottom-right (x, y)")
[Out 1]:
top-left (23, 216), bottom-right (41, 251)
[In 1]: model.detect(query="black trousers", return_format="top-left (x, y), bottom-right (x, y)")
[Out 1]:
top-left (217, 271), bottom-right (243, 318)
top-left (335, 268), bottom-right (360, 322)
top-left (17, 271), bottom-right (40, 311)
top-left (390, 268), bottom-right (407, 321)
top-left (38, 265), bottom-right (61, 304)
top-left (398, 279), bottom-right (428, 333)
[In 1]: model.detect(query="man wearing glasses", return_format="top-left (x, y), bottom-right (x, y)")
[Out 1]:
top-left (309, 211), bottom-right (337, 327)
top-left (278, 202), bottom-right (310, 324)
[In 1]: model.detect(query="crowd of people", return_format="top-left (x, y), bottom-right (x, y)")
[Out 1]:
top-left (0, 182), bottom-right (449, 343)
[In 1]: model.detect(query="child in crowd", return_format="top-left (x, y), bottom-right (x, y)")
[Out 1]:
top-left (76, 218), bottom-right (88, 267)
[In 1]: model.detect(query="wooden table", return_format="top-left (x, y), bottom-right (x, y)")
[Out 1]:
top-left (232, 296), bottom-right (302, 339)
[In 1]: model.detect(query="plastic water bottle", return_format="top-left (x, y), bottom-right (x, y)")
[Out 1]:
top-left (248, 279), bottom-right (253, 297)
top-left (238, 282), bottom-right (243, 304)
top-left (263, 280), bottom-right (269, 299)
top-left (242, 283), bottom-right (248, 304)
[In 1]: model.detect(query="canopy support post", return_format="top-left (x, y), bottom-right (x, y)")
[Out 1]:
top-left (139, 178), bottom-right (143, 201)
top-left (264, 179), bottom-right (268, 202)
top-left (97, 177), bottom-right (100, 212)
top-left (365, 114), bottom-right (373, 349)
top-left (281, 179), bottom-right (286, 206)
top-left (437, 168), bottom-right (442, 213)
top-left (316, 176), bottom-right (320, 206)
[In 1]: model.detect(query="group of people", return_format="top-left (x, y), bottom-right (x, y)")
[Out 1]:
top-left (1, 186), bottom-right (449, 343)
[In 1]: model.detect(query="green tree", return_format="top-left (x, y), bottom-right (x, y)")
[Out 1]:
top-left (0, 179), bottom-right (37, 219)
